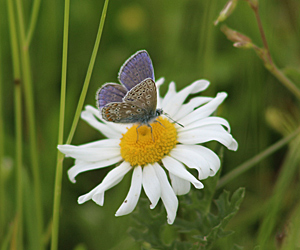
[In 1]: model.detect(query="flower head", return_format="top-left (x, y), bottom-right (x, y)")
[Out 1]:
top-left (58, 78), bottom-right (238, 224)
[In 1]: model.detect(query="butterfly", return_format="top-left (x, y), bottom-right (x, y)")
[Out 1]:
top-left (96, 50), bottom-right (182, 140)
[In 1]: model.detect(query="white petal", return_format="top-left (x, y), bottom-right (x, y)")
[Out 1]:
top-left (178, 92), bottom-right (227, 125)
top-left (169, 173), bottom-right (191, 195)
top-left (228, 138), bottom-right (238, 151)
top-left (142, 164), bottom-right (161, 209)
top-left (170, 146), bottom-right (210, 180)
top-left (72, 139), bottom-right (120, 149)
top-left (162, 156), bottom-right (204, 189)
top-left (163, 80), bottom-right (210, 117)
top-left (178, 117), bottom-right (231, 133)
top-left (67, 156), bottom-right (123, 183)
top-left (184, 145), bottom-right (221, 176)
top-left (178, 124), bottom-right (238, 151)
top-left (156, 77), bottom-right (165, 108)
top-left (81, 105), bottom-right (127, 138)
top-left (91, 175), bottom-right (124, 206)
top-left (152, 163), bottom-right (178, 225)
top-left (156, 77), bottom-right (165, 89)
top-left (57, 144), bottom-right (120, 162)
top-left (161, 81), bottom-right (176, 108)
top-left (173, 97), bottom-right (213, 121)
top-left (77, 161), bottom-right (131, 205)
top-left (115, 166), bottom-right (142, 216)
top-left (171, 145), bottom-right (221, 178)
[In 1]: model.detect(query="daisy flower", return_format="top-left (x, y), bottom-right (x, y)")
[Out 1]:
top-left (58, 78), bottom-right (238, 224)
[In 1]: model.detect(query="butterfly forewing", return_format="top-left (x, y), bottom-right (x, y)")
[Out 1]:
top-left (101, 102), bottom-right (149, 123)
top-left (123, 78), bottom-right (157, 114)
top-left (118, 50), bottom-right (154, 91)
top-left (96, 83), bottom-right (127, 108)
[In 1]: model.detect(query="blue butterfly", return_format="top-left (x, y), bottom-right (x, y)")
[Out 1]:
top-left (96, 50), bottom-right (182, 139)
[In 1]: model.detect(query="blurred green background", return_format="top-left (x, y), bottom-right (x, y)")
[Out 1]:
top-left (1, 0), bottom-right (300, 249)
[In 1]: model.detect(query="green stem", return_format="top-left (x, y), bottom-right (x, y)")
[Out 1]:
top-left (0, 49), bottom-right (4, 246)
top-left (50, 0), bottom-right (70, 247)
top-left (270, 64), bottom-right (300, 100)
top-left (0, 14), bottom-right (5, 246)
top-left (14, 78), bottom-right (23, 250)
top-left (14, 0), bottom-right (44, 248)
top-left (252, 4), bottom-right (272, 64)
top-left (7, 0), bottom-right (22, 247)
top-left (51, 2), bottom-right (110, 248)
top-left (217, 126), bottom-right (300, 189)
top-left (25, 0), bottom-right (41, 48)
top-left (257, 136), bottom-right (300, 247)
top-left (251, 4), bottom-right (300, 100)
top-left (66, 0), bottom-right (110, 144)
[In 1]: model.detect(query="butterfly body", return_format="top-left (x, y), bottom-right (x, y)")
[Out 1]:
top-left (96, 51), bottom-right (161, 127)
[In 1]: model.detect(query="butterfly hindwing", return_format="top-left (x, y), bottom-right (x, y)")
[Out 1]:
top-left (118, 50), bottom-right (155, 91)
top-left (96, 83), bottom-right (127, 108)
top-left (101, 102), bottom-right (149, 123)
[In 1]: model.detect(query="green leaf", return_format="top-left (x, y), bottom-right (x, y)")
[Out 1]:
top-left (129, 188), bottom-right (245, 250)
top-left (175, 188), bottom-right (245, 249)
top-left (129, 198), bottom-right (176, 250)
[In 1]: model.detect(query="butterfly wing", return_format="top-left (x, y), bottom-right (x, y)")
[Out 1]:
top-left (96, 83), bottom-right (128, 108)
top-left (118, 50), bottom-right (155, 91)
top-left (101, 102), bottom-right (149, 123)
top-left (101, 79), bottom-right (158, 124)
top-left (123, 78), bottom-right (157, 116)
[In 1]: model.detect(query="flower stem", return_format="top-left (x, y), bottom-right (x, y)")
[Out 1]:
top-left (50, 0), bottom-right (70, 248)
top-left (7, 0), bottom-right (23, 247)
top-left (217, 126), bottom-right (300, 189)
top-left (257, 134), bottom-right (300, 247)
top-left (270, 64), bottom-right (300, 100)
top-left (25, 0), bottom-right (41, 48)
top-left (14, 78), bottom-right (24, 250)
top-left (251, 3), bottom-right (300, 99)
top-left (14, 0), bottom-right (44, 247)
top-left (251, 4), bottom-right (272, 64)
top-left (0, 48), bottom-right (4, 245)
top-left (66, 0), bottom-right (110, 144)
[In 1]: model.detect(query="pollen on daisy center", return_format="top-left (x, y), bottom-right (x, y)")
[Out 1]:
top-left (120, 117), bottom-right (177, 167)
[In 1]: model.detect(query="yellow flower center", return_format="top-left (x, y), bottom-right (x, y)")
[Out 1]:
top-left (120, 117), bottom-right (177, 167)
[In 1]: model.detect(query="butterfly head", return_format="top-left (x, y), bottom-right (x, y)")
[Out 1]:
top-left (155, 108), bottom-right (163, 118)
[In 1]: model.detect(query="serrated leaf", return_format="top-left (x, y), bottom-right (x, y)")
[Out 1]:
top-left (129, 198), bottom-right (172, 249)
top-left (200, 188), bottom-right (245, 248)
top-left (129, 186), bottom-right (245, 250)
top-left (175, 188), bottom-right (245, 249)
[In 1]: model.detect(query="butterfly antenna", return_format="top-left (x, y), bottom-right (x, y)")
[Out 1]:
top-left (163, 112), bottom-right (184, 127)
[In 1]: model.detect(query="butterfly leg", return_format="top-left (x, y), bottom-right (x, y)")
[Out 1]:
top-left (135, 124), bottom-right (155, 142)
top-left (147, 124), bottom-right (155, 142)
top-left (154, 120), bottom-right (165, 128)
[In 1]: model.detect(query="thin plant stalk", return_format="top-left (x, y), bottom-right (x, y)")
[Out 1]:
top-left (0, 25), bottom-right (5, 247)
top-left (7, 0), bottom-right (23, 247)
top-left (257, 137), bottom-right (300, 247)
top-left (14, 0), bottom-right (44, 248)
top-left (217, 126), bottom-right (300, 189)
top-left (250, 3), bottom-right (300, 99)
top-left (25, 0), bottom-right (41, 48)
top-left (14, 78), bottom-right (23, 250)
top-left (66, 0), bottom-right (110, 144)
top-left (51, 1), bottom-right (110, 249)
top-left (50, 0), bottom-right (70, 247)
